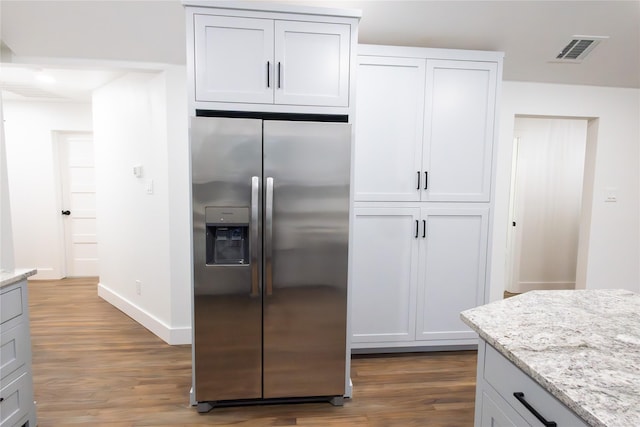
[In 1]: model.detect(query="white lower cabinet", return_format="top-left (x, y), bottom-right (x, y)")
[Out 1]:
top-left (351, 206), bottom-right (488, 350)
top-left (481, 389), bottom-right (528, 427)
top-left (475, 341), bottom-right (588, 427)
top-left (0, 276), bottom-right (36, 427)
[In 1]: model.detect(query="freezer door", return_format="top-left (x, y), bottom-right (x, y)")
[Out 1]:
top-left (191, 116), bottom-right (263, 401)
top-left (263, 120), bottom-right (351, 399)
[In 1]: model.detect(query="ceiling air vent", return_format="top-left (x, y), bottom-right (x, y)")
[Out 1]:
top-left (553, 36), bottom-right (608, 62)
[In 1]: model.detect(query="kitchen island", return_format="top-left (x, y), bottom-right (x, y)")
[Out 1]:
top-left (461, 289), bottom-right (640, 427)
top-left (0, 268), bottom-right (37, 427)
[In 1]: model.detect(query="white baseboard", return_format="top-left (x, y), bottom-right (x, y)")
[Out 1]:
top-left (97, 282), bottom-right (192, 345)
top-left (514, 281), bottom-right (575, 293)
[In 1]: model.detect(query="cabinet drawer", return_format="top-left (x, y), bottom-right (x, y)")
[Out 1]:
top-left (484, 344), bottom-right (588, 427)
top-left (481, 389), bottom-right (529, 427)
top-left (0, 372), bottom-right (31, 427)
top-left (0, 287), bottom-right (23, 325)
top-left (1, 323), bottom-right (28, 381)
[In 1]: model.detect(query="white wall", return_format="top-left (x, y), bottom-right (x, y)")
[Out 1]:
top-left (92, 66), bottom-right (190, 345)
top-left (0, 95), bottom-right (15, 272)
top-left (491, 81), bottom-right (640, 301)
top-left (3, 100), bottom-right (92, 278)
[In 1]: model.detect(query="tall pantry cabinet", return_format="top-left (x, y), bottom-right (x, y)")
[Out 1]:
top-left (351, 45), bottom-right (503, 351)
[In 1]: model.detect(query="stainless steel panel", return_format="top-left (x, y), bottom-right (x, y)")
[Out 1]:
top-left (191, 116), bottom-right (262, 401)
top-left (262, 120), bottom-right (351, 399)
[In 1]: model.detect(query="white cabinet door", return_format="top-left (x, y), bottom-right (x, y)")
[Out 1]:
top-left (274, 21), bottom-right (350, 107)
top-left (480, 390), bottom-right (528, 427)
top-left (416, 207), bottom-right (488, 342)
top-left (194, 15), bottom-right (274, 104)
top-left (423, 60), bottom-right (497, 201)
top-left (354, 56), bottom-right (426, 202)
top-left (351, 207), bottom-right (420, 343)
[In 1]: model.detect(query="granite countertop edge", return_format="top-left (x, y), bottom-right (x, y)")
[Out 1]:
top-left (0, 268), bottom-right (37, 289)
top-left (461, 306), bottom-right (605, 427)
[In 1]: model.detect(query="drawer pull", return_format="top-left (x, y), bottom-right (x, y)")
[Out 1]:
top-left (513, 392), bottom-right (557, 427)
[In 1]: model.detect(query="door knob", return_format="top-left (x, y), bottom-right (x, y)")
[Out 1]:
top-left (61, 210), bottom-right (71, 216)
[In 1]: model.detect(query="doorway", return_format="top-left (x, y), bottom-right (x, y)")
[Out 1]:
top-left (507, 117), bottom-right (589, 293)
top-left (55, 131), bottom-right (99, 277)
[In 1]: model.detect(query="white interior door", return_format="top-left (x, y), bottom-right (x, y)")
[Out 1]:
top-left (59, 132), bottom-right (99, 277)
top-left (509, 117), bottom-right (587, 292)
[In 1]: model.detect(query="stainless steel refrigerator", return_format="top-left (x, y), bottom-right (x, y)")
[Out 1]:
top-left (190, 116), bottom-right (351, 412)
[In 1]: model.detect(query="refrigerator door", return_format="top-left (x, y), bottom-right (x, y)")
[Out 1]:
top-left (263, 120), bottom-right (351, 398)
top-left (191, 116), bottom-right (263, 401)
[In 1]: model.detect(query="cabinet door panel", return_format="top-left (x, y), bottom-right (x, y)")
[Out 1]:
top-left (351, 208), bottom-right (420, 343)
top-left (274, 21), bottom-right (349, 106)
top-left (194, 15), bottom-right (274, 103)
top-left (423, 60), bottom-right (497, 201)
top-left (480, 390), bottom-right (529, 427)
top-left (417, 208), bottom-right (488, 341)
top-left (354, 56), bottom-right (426, 202)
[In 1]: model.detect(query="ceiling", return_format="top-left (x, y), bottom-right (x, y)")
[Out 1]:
top-left (0, 0), bottom-right (638, 101)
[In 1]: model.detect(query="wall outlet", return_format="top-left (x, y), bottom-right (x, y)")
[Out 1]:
top-left (146, 179), bottom-right (154, 195)
top-left (135, 280), bottom-right (142, 295)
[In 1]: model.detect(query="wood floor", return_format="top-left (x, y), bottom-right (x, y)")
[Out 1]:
top-left (27, 278), bottom-right (477, 426)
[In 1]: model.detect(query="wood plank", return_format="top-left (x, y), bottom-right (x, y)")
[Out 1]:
top-left (28, 277), bottom-right (477, 426)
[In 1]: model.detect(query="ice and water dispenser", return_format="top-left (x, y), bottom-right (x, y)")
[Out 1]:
top-left (205, 207), bottom-right (249, 265)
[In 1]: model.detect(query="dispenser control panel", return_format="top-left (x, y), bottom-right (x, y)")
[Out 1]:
top-left (205, 207), bottom-right (249, 265)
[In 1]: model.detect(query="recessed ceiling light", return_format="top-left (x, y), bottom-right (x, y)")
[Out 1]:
top-left (34, 70), bottom-right (56, 84)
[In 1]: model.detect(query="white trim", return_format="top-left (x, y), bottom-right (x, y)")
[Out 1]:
top-left (97, 283), bottom-right (192, 345)
top-left (182, 1), bottom-right (362, 19)
top-left (515, 282), bottom-right (576, 292)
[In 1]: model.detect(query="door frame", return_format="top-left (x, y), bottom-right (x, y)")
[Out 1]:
top-left (53, 130), bottom-right (97, 278)
top-left (505, 115), bottom-right (598, 293)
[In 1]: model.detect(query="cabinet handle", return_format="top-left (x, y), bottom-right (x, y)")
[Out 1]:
top-left (415, 220), bottom-right (419, 239)
top-left (267, 61), bottom-right (270, 88)
top-left (513, 392), bottom-right (557, 427)
top-left (416, 171), bottom-right (421, 190)
top-left (422, 220), bottom-right (426, 238)
top-left (278, 62), bottom-right (282, 88)
top-left (424, 171), bottom-right (428, 190)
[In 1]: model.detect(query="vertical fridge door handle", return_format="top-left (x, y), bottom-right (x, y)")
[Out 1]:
top-left (250, 176), bottom-right (260, 297)
top-left (265, 177), bottom-right (274, 296)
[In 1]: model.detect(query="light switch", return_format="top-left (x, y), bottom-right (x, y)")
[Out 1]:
top-left (133, 164), bottom-right (143, 178)
top-left (604, 187), bottom-right (617, 203)
top-left (146, 179), bottom-right (154, 195)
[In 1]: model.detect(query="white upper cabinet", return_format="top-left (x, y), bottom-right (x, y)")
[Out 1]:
top-left (423, 60), bottom-right (498, 202)
top-left (194, 15), bottom-right (274, 104)
top-left (354, 47), bottom-right (500, 203)
top-left (354, 56), bottom-right (426, 201)
top-left (274, 21), bottom-right (350, 107)
top-left (186, 4), bottom-right (359, 114)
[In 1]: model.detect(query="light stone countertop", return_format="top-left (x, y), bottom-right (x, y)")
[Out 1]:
top-left (461, 289), bottom-right (640, 427)
top-left (0, 268), bottom-right (37, 289)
